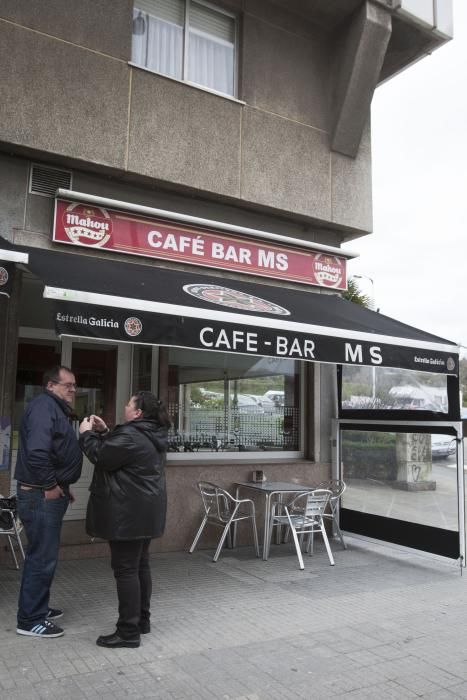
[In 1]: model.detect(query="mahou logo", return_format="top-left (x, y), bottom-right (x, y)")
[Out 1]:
top-left (62, 203), bottom-right (112, 247)
top-left (0, 267), bottom-right (8, 287)
top-left (313, 254), bottom-right (344, 288)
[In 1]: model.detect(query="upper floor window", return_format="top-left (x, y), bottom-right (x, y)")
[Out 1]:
top-left (132, 0), bottom-right (237, 97)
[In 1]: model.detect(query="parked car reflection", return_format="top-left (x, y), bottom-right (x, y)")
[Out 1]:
top-left (431, 435), bottom-right (456, 460)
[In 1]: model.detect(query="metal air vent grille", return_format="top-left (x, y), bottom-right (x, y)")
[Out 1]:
top-left (29, 164), bottom-right (73, 197)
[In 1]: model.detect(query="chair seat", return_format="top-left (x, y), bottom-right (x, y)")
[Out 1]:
top-left (0, 495), bottom-right (25, 570)
top-left (273, 513), bottom-right (319, 528)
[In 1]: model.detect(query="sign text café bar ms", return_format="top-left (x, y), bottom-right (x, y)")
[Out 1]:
top-left (53, 198), bottom-right (348, 290)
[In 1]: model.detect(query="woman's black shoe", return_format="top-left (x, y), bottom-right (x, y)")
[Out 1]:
top-left (96, 632), bottom-right (140, 648)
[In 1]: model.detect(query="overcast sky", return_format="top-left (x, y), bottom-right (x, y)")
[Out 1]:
top-left (343, 0), bottom-right (466, 354)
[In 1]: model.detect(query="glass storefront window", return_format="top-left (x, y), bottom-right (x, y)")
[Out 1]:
top-left (341, 429), bottom-right (458, 531)
top-left (166, 348), bottom-right (301, 453)
top-left (341, 366), bottom-right (448, 413)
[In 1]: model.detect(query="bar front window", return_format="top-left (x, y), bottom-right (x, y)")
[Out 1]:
top-left (166, 348), bottom-right (301, 454)
top-left (341, 366), bottom-right (449, 413)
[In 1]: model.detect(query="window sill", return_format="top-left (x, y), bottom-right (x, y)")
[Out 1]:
top-left (167, 451), bottom-right (303, 463)
top-left (167, 457), bottom-right (313, 469)
top-left (128, 62), bottom-right (246, 105)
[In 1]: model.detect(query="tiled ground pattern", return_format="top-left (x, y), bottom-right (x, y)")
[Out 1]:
top-left (1, 538), bottom-right (467, 699)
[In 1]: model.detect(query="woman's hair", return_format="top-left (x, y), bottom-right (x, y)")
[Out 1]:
top-left (133, 391), bottom-right (171, 427)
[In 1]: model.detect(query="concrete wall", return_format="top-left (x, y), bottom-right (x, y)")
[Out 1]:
top-left (0, 0), bottom-right (373, 237)
top-left (0, 151), bottom-right (346, 252)
top-left (0, 459), bottom-right (331, 565)
top-left (0, 457), bottom-right (332, 564)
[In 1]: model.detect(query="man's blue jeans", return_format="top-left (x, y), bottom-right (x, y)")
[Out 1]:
top-left (17, 488), bottom-right (69, 626)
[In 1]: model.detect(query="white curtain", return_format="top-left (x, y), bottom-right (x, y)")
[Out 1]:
top-left (188, 32), bottom-right (234, 95)
top-left (132, 10), bottom-right (183, 81)
top-left (132, 8), bottom-right (235, 96)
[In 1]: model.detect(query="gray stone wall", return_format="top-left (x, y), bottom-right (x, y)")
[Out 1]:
top-left (0, 151), bottom-right (345, 254)
top-left (0, 0), bottom-right (373, 237)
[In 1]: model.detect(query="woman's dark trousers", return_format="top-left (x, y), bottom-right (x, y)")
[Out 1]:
top-left (109, 538), bottom-right (151, 640)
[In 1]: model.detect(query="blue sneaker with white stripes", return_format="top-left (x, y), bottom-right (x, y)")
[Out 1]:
top-left (16, 619), bottom-right (64, 638)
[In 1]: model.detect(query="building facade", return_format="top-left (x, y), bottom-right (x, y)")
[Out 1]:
top-left (0, 0), bottom-right (453, 559)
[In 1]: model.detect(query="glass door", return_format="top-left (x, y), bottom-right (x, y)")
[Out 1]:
top-left (62, 338), bottom-right (131, 520)
top-left (12, 339), bottom-right (62, 493)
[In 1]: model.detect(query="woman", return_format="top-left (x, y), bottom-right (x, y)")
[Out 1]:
top-left (79, 391), bottom-right (170, 649)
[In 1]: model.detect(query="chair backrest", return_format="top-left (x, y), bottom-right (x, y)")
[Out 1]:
top-left (303, 489), bottom-right (332, 519)
top-left (318, 479), bottom-right (346, 502)
top-left (197, 481), bottom-right (234, 524)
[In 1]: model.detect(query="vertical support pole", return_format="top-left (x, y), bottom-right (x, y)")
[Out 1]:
top-left (456, 422), bottom-right (465, 568)
top-left (331, 419), bottom-right (341, 539)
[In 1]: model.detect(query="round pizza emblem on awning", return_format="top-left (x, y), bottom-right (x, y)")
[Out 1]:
top-left (124, 317), bottom-right (143, 337)
top-left (183, 284), bottom-right (290, 316)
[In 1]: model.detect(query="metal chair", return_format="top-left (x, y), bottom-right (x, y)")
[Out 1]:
top-left (0, 495), bottom-right (25, 570)
top-left (266, 489), bottom-right (335, 570)
top-left (318, 479), bottom-right (347, 549)
top-left (189, 481), bottom-right (260, 562)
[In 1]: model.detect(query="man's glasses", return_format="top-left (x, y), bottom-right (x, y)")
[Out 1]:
top-left (52, 381), bottom-right (78, 390)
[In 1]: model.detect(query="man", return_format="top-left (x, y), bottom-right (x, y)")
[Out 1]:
top-left (15, 366), bottom-right (83, 638)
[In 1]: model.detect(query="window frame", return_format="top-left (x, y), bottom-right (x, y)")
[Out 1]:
top-left (131, 0), bottom-right (239, 99)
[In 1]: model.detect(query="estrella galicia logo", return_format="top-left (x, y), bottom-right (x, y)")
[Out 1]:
top-left (447, 357), bottom-right (456, 372)
top-left (124, 317), bottom-right (143, 337)
top-left (0, 267), bottom-right (9, 287)
top-left (183, 284), bottom-right (290, 316)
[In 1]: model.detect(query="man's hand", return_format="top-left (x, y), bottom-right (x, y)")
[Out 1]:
top-left (79, 417), bottom-right (93, 434)
top-left (44, 485), bottom-right (64, 500)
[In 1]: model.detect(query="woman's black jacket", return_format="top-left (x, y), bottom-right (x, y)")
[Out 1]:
top-left (79, 418), bottom-right (168, 541)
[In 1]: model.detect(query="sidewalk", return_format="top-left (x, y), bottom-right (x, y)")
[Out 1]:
top-left (1, 537), bottom-right (467, 699)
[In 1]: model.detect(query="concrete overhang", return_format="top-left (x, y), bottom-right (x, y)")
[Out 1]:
top-left (269, 0), bottom-right (452, 71)
top-left (270, 0), bottom-right (453, 156)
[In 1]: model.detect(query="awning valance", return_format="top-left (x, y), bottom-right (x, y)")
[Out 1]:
top-left (2, 241), bottom-right (459, 374)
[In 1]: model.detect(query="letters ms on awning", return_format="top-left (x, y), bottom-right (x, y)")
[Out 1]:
top-left (52, 198), bottom-right (347, 290)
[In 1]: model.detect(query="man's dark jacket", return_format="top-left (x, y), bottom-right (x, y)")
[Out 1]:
top-left (80, 418), bottom-right (168, 541)
top-left (15, 390), bottom-right (83, 488)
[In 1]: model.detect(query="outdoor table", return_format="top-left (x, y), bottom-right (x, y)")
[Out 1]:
top-left (234, 481), bottom-right (314, 560)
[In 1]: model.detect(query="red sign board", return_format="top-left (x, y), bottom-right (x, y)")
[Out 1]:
top-left (53, 199), bottom-right (347, 289)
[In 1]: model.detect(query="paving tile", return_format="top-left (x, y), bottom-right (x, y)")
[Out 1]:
top-left (2, 538), bottom-right (467, 699)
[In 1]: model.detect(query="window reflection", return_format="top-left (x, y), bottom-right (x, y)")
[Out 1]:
top-left (341, 366), bottom-right (448, 413)
top-left (167, 349), bottom-right (300, 452)
top-left (132, 345), bottom-right (153, 393)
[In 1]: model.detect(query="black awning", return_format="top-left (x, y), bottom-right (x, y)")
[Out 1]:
top-left (3, 240), bottom-right (459, 374)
